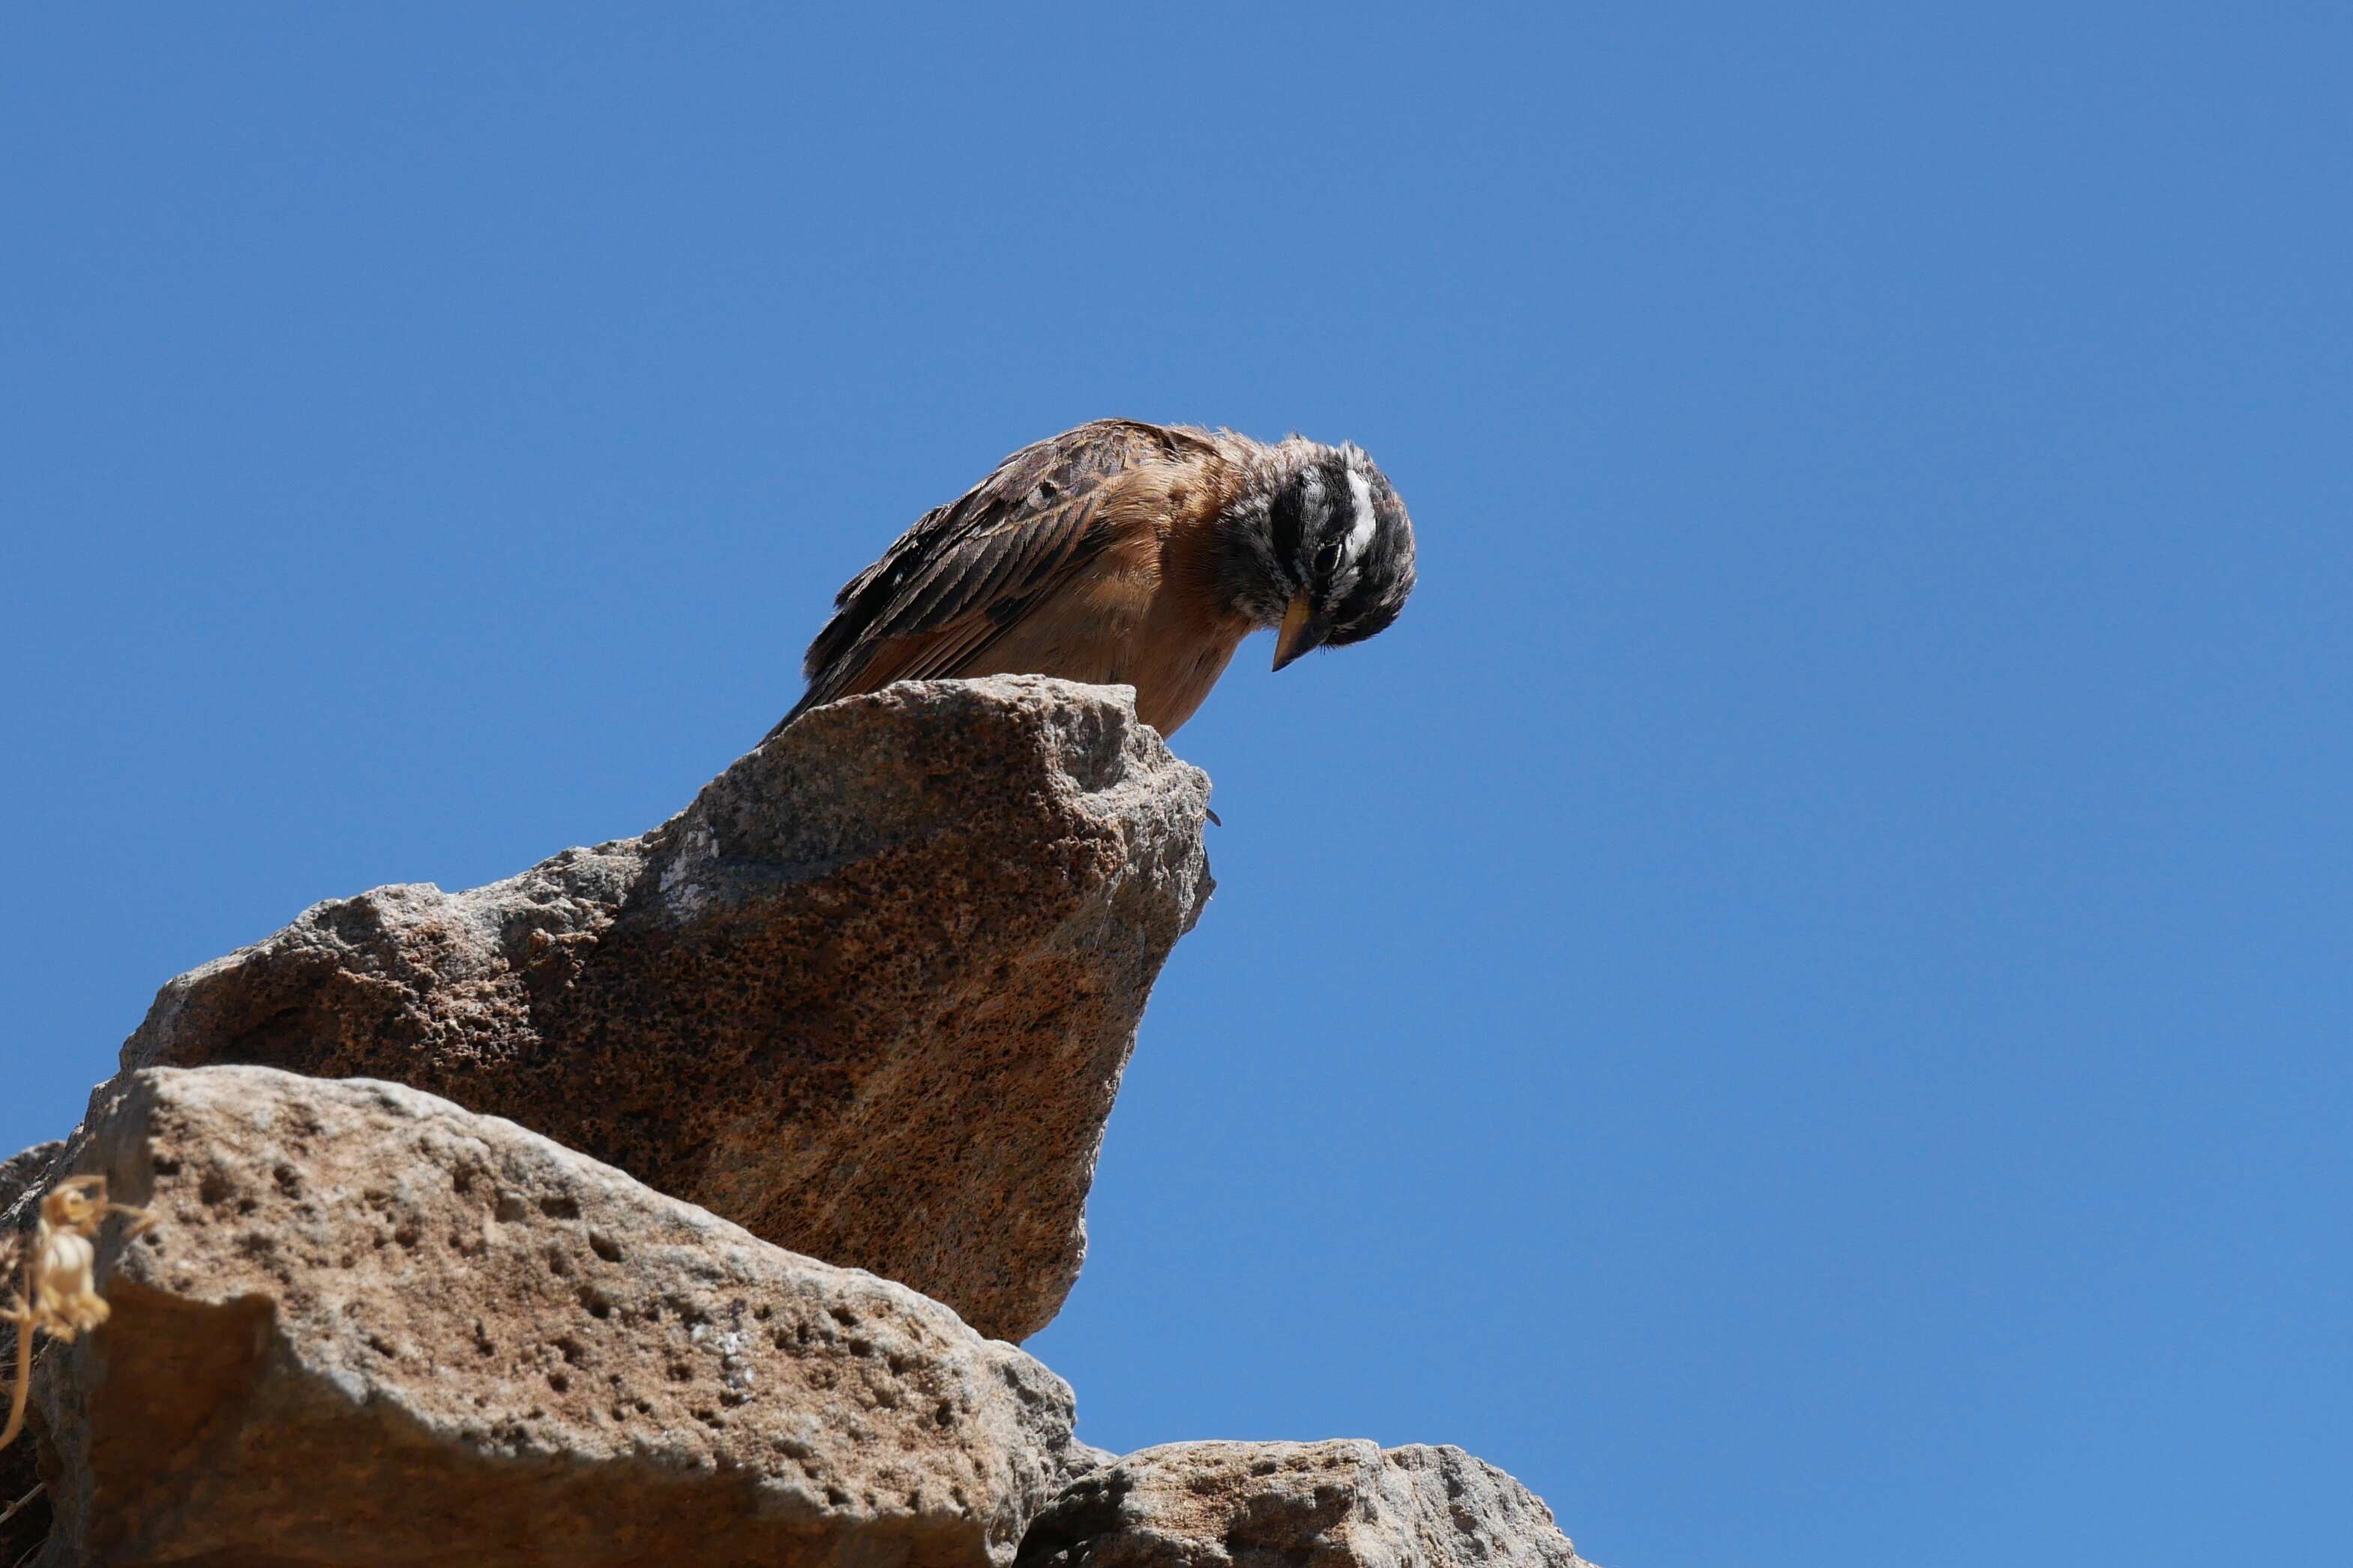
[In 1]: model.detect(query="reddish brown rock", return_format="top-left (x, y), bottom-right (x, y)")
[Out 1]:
top-left (25, 1065), bottom-right (1096, 1567)
top-left (1016, 1441), bottom-right (1590, 1568)
top-left (118, 676), bottom-right (1213, 1342)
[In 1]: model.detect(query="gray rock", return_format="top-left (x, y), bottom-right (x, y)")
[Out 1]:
top-left (118, 676), bottom-right (1213, 1342)
top-left (0, 1139), bottom-right (63, 1233)
top-left (27, 1065), bottom-right (1093, 1567)
top-left (1016, 1441), bottom-right (1590, 1568)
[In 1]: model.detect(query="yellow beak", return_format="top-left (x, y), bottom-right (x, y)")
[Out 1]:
top-left (1272, 592), bottom-right (1321, 671)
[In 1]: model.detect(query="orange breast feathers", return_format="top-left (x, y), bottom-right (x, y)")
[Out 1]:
top-left (947, 463), bottom-right (1254, 734)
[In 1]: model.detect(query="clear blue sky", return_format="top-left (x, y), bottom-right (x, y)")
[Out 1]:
top-left (5, 7), bottom-right (2347, 1564)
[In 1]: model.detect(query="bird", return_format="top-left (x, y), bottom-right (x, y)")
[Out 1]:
top-left (769, 418), bottom-right (1416, 740)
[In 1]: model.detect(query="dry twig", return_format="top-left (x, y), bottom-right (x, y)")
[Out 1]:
top-left (1, 1176), bottom-right (154, 1450)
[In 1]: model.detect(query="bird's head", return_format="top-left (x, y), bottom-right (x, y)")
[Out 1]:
top-left (1234, 441), bottom-right (1417, 670)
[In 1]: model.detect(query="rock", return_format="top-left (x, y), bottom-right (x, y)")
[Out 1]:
top-left (1015, 1441), bottom-right (1590, 1568)
top-left (119, 676), bottom-right (1213, 1342)
top-left (0, 1393), bottom-right (42, 1568)
top-left (0, 1138), bottom-right (64, 1231)
top-left (25, 1064), bottom-right (1096, 1567)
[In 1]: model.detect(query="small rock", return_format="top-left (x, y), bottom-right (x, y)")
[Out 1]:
top-left (1015, 1440), bottom-right (1590, 1568)
top-left (0, 1139), bottom-right (64, 1232)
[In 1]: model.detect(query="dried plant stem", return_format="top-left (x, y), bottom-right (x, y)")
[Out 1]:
top-left (0, 1287), bottom-right (25, 1451)
top-left (0, 1176), bottom-right (154, 1454)
top-left (0, 1480), bottom-right (39, 1528)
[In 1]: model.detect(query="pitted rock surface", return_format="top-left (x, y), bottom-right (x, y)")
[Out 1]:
top-left (1015, 1440), bottom-right (1590, 1568)
top-left (25, 1066), bottom-right (1094, 1568)
top-left (118, 676), bottom-right (1213, 1342)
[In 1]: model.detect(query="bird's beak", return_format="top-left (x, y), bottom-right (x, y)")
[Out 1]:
top-left (1272, 592), bottom-right (1326, 671)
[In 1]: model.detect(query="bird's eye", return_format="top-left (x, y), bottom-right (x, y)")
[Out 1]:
top-left (1313, 538), bottom-right (1346, 578)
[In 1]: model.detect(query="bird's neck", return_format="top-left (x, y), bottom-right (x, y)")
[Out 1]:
top-left (1205, 454), bottom-right (1307, 629)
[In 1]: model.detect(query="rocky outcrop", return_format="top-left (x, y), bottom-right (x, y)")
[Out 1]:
top-left (1, 677), bottom-right (1596, 1567)
top-left (1017, 1441), bottom-right (1588, 1568)
top-left (24, 1065), bottom-right (1094, 1568)
top-left (118, 676), bottom-right (1213, 1342)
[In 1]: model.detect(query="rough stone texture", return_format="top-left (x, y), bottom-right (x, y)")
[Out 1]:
top-left (0, 1138), bottom-right (64, 1232)
top-left (1015, 1441), bottom-right (1589, 1568)
top-left (24, 1065), bottom-right (1096, 1568)
top-left (0, 1141), bottom-right (64, 1200)
top-left (118, 676), bottom-right (1213, 1342)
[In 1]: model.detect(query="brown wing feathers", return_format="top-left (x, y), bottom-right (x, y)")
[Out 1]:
top-left (774, 421), bottom-right (1207, 736)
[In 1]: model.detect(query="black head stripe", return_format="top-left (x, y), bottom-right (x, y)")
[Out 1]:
top-left (1269, 480), bottom-right (1307, 572)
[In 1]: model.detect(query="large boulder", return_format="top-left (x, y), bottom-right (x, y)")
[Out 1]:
top-left (118, 676), bottom-right (1213, 1342)
top-left (23, 1065), bottom-right (1096, 1568)
top-left (1015, 1441), bottom-right (1589, 1568)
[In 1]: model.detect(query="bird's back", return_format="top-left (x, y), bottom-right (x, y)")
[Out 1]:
top-left (775, 420), bottom-right (1239, 736)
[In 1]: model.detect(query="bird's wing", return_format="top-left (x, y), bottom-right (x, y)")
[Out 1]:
top-left (775, 420), bottom-right (1212, 733)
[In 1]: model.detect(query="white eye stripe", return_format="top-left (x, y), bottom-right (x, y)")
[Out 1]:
top-left (1344, 469), bottom-right (1377, 558)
